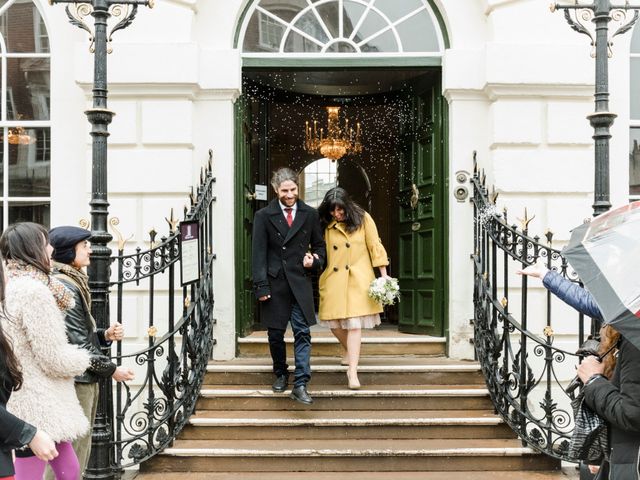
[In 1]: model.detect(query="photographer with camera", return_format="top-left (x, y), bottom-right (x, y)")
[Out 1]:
top-left (519, 264), bottom-right (640, 479)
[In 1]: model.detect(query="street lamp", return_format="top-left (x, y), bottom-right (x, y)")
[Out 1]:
top-left (552, 0), bottom-right (640, 216)
top-left (48, 1), bottom-right (153, 479)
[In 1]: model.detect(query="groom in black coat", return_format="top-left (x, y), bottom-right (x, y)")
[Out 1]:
top-left (252, 167), bottom-right (326, 405)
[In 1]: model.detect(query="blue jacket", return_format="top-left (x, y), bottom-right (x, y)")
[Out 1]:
top-left (542, 270), bottom-right (602, 319)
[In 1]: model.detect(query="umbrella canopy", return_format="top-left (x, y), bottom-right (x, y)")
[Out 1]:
top-left (563, 201), bottom-right (640, 350)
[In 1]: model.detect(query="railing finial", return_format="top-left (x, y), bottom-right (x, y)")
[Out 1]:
top-left (165, 208), bottom-right (179, 233)
top-left (545, 229), bottom-right (554, 247)
top-left (489, 185), bottom-right (499, 205)
top-left (517, 208), bottom-right (535, 232)
top-left (149, 228), bottom-right (157, 248)
top-left (109, 217), bottom-right (134, 252)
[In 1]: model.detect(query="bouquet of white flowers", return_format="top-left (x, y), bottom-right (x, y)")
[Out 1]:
top-left (368, 276), bottom-right (400, 306)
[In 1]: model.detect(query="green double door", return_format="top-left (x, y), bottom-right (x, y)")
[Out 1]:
top-left (234, 75), bottom-right (447, 337)
top-left (397, 81), bottom-right (446, 336)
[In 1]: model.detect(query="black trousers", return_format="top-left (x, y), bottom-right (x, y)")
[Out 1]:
top-left (267, 303), bottom-right (311, 387)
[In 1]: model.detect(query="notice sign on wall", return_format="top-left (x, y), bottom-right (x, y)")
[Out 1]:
top-left (180, 220), bottom-right (200, 286)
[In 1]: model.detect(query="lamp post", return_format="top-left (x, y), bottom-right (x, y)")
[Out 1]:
top-left (552, 1), bottom-right (640, 216)
top-left (48, 1), bottom-right (153, 479)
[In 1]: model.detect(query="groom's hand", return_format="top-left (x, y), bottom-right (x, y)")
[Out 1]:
top-left (303, 252), bottom-right (314, 268)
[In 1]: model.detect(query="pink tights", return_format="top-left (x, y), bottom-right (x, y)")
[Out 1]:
top-left (14, 441), bottom-right (80, 480)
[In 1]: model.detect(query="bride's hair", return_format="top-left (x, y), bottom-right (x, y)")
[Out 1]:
top-left (318, 187), bottom-right (365, 233)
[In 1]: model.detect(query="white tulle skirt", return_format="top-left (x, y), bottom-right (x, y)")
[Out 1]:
top-left (322, 314), bottom-right (381, 330)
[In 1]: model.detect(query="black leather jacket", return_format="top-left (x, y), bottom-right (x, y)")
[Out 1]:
top-left (55, 273), bottom-right (116, 383)
top-left (0, 358), bottom-right (36, 476)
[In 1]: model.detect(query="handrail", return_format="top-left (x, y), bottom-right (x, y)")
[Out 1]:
top-left (471, 159), bottom-right (591, 461)
top-left (107, 152), bottom-right (216, 472)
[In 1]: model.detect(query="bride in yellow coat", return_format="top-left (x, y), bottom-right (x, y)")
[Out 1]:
top-left (317, 187), bottom-right (389, 389)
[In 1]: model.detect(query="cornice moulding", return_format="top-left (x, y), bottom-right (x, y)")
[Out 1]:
top-left (75, 82), bottom-right (240, 101)
top-left (164, 0), bottom-right (198, 12)
top-left (484, 83), bottom-right (594, 100)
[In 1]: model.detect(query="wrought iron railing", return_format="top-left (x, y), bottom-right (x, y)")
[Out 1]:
top-left (107, 154), bottom-right (216, 472)
top-left (471, 158), bottom-right (594, 461)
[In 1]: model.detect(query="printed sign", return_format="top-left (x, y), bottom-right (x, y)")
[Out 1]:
top-left (255, 184), bottom-right (268, 201)
top-left (180, 221), bottom-right (200, 286)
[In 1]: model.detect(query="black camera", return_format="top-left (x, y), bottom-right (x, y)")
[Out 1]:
top-left (566, 338), bottom-right (601, 395)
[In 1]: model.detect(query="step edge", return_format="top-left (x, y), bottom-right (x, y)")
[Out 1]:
top-left (160, 447), bottom-right (539, 457)
top-left (206, 365), bottom-right (481, 373)
top-left (239, 337), bottom-right (447, 344)
top-left (199, 388), bottom-right (490, 397)
top-left (188, 418), bottom-right (504, 426)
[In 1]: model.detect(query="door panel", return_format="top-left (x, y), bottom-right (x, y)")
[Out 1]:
top-left (234, 96), bottom-right (256, 337)
top-left (397, 79), bottom-right (445, 336)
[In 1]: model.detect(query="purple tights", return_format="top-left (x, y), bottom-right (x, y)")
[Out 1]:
top-left (14, 441), bottom-right (80, 480)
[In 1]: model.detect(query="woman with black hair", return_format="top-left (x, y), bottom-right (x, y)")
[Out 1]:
top-left (317, 187), bottom-right (390, 389)
top-left (0, 257), bottom-right (58, 480)
top-left (0, 222), bottom-right (90, 480)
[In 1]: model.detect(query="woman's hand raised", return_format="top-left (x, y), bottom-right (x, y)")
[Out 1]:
top-left (516, 263), bottom-right (549, 280)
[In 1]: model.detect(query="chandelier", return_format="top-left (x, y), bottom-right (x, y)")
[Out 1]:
top-left (304, 106), bottom-right (362, 161)
top-left (7, 126), bottom-right (35, 145)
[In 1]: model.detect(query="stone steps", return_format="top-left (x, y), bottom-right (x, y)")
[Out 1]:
top-left (197, 384), bottom-right (493, 410)
top-left (135, 470), bottom-right (578, 480)
top-left (181, 408), bottom-right (513, 440)
top-left (141, 439), bottom-right (560, 473)
top-left (237, 330), bottom-right (446, 356)
top-left (205, 358), bottom-right (484, 386)
top-left (140, 349), bottom-right (562, 475)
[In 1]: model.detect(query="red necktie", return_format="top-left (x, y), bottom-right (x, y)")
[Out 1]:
top-left (285, 207), bottom-right (293, 227)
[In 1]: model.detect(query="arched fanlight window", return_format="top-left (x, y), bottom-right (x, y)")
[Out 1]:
top-left (0, 0), bottom-right (51, 230)
top-left (240, 0), bottom-right (444, 56)
top-left (630, 23), bottom-right (640, 201)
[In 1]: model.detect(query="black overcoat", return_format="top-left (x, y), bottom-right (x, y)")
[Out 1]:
top-left (252, 199), bottom-right (326, 329)
top-left (0, 357), bottom-right (36, 477)
top-left (584, 337), bottom-right (640, 474)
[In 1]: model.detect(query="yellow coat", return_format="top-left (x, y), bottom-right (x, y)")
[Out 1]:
top-left (318, 212), bottom-right (389, 321)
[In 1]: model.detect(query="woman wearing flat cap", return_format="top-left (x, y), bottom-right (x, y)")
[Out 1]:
top-left (45, 226), bottom-right (134, 479)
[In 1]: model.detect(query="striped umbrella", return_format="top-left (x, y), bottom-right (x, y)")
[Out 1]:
top-left (563, 201), bottom-right (640, 349)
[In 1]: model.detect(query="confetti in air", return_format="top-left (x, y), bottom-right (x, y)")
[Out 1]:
top-left (242, 70), bottom-right (430, 193)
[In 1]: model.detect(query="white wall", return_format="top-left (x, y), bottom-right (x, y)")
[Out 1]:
top-left (45, 0), bottom-right (242, 360)
top-left (42, 0), bottom-right (635, 362)
top-left (441, 0), bottom-right (632, 359)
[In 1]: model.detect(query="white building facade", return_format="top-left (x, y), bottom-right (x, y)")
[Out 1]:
top-left (3, 0), bottom-right (637, 360)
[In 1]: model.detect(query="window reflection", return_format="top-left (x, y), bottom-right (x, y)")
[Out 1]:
top-left (7, 57), bottom-right (50, 121)
top-left (0, 3), bottom-right (49, 53)
top-left (373, 0), bottom-right (425, 23)
top-left (630, 128), bottom-right (640, 197)
top-left (9, 201), bottom-right (49, 226)
top-left (301, 158), bottom-right (337, 207)
top-left (631, 21), bottom-right (640, 201)
top-left (242, 0), bottom-right (442, 54)
top-left (0, 1), bottom-right (50, 230)
top-left (7, 127), bottom-right (50, 197)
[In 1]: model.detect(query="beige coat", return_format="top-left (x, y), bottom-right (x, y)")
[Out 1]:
top-left (2, 276), bottom-right (90, 442)
top-left (319, 212), bottom-right (388, 321)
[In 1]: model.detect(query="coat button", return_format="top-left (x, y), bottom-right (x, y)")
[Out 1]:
top-left (333, 245), bottom-right (338, 250)
top-left (333, 267), bottom-right (339, 272)
top-left (346, 243), bottom-right (350, 248)
top-left (345, 265), bottom-right (350, 270)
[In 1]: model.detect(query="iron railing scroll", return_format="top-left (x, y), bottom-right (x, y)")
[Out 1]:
top-left (471, 155), bottom-right (595, 462)
top-left (109, 153), bottom-right (216, 475)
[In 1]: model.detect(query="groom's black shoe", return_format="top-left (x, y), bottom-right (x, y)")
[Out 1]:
top-left (290, 385), bottom-right (313, 405)
top-left (272, 374), bottom-right (288, 393)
